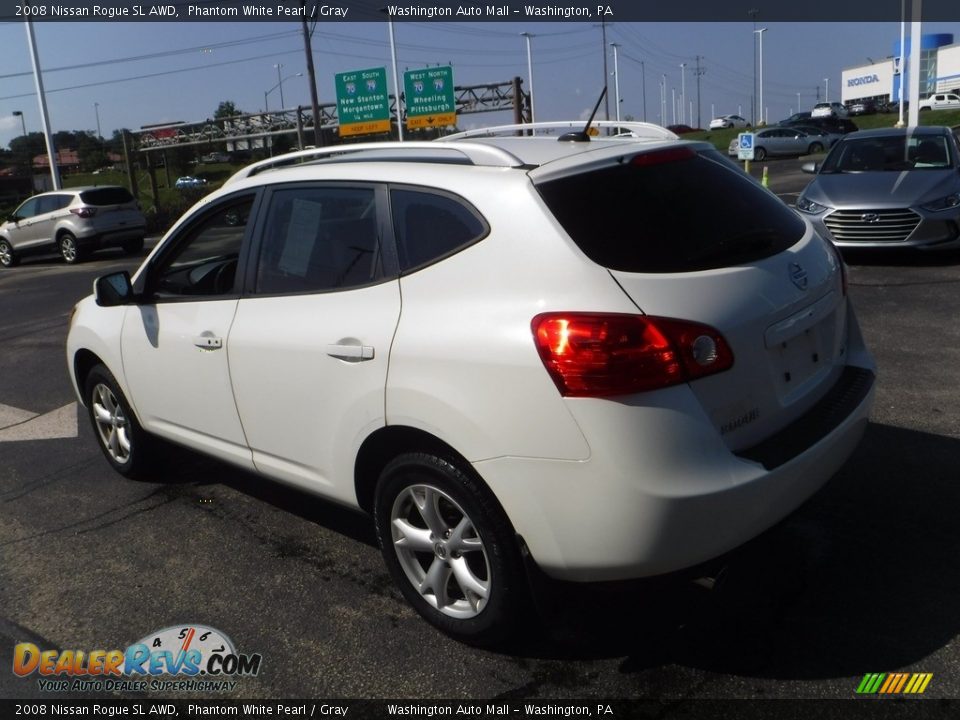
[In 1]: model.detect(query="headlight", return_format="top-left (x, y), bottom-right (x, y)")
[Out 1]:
top-left (920, 193), bottom-right (960, 212)
top-left (797, 196), bottom-right (830, 214)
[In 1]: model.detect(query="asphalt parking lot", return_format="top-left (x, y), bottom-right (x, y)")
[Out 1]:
top-left (2, 165), bottom-right (959, 712)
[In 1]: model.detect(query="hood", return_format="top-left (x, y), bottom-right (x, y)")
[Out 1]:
top-left (805, 169), bottom-right (960, 209)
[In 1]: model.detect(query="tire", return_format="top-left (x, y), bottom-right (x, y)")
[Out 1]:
top-left (808, 142), bottom-right (824, 154)
top-left (754, 147), bottom-right (767, 161)
top-left (123, 237), bottom-right (144, 255)
top-left (59, 232), bottom-right (84, 264)
top-left (374, 452), bottom-right (526, 646)
top-left (0, 238), bottom-right (18, 268)
top-left (84, 364), bottom-right (155, 479)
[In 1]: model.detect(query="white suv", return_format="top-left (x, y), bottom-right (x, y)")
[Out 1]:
top-left (66, 122), bottom-right (875, 644)
top-left (811, 102), bottom-right (849, 119)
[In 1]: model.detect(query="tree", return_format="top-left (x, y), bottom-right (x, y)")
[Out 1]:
top-left (77, 132), bottom-right (107, 172)
top-left (214, 101), bottom-right (243, 119)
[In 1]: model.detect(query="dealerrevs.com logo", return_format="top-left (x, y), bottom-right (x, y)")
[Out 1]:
top-left (13, 625), bottom-right (262, 693)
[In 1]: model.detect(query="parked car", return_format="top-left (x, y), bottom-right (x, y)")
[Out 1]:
top-left (727, 127), bottom-right (830, 160)
top-left (0, 186), bottom-right (145, 267)
top-left (709, 114), bottom-right (750, 129)
top-left (918, 93), bottom-right (960, 111)
top-left (790, 125), bottom-right (843, 150)
top-left (811, 102), bottom-right (849, 119)
top-left (200, 152), bottom-right (231, 164)
top-left (798, 126), bottom-right (960, 251)
top-left (174, 176), bottom-right (208, 189)
top-left (778, 112), bottom-right (812, 126)
top-left (67, 122), bottom-right (875, 644)
top-left (783, 116), bottom-right (859, 135)
top-left (846, 100), bottom-right (877, 116)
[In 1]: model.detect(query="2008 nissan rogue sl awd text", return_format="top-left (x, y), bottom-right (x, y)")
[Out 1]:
top-left (66, 121), bottom-right (875, 644)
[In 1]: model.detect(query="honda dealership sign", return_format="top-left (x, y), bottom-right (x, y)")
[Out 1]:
top-left (841, 60), bottom-right (894, 103)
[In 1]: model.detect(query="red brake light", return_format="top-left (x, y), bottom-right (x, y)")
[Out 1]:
top-left (631, 147), bottom-right (696, 167)
top-left (531, 313), bottom-right (733, 398)
top-left (70, 207), bottom-right (96, 218)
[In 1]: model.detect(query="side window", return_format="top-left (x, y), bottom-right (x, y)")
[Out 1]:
top-left (151, 196), bottom-right (253, 298)
top-left (390, 189), bottom-right (487, 273)
top-left (37, 195), bottom-right (70, 214)
top-left (15, 198), bottom-right (39, 219)
top-left (255, 186), bottom-right (381, 295)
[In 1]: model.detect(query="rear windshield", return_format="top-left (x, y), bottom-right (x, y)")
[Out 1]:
top-left (536, 148), bottom-right (805, 273)
top-left (79, 187), bottom-right (135, 206)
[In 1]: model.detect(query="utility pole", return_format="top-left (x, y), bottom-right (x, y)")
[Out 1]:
top-left (641, 59), bottom-right (647, 122)
top-left (610, 43), bottom-right (621, 123)
top-left (679, 63), bottom-right (686, 125)
top-left (748, 8), bottom-right (759, 126)
top-left (301, 13), bottom-right (323, 146)
top-left (600, 20), bottom-right (610, 120)
top-left (694, 56), bottom-right (705, 129)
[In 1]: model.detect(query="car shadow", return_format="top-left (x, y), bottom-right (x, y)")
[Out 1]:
top-left (507, 422), bottom-right (960, 681)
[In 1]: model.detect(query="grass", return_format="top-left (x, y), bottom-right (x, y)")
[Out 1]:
top-left (687, 109), bottom-right (960, 152)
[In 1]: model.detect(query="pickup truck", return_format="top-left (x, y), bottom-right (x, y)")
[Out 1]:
top-left (919, 93), bottom-right (960, 111)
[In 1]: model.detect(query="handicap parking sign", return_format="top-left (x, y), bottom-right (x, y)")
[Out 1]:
top-left (737, 132), bottom-right (755, 161)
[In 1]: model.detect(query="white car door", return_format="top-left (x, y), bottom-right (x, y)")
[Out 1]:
top-left (120, 193), bottom-right (258, 469)
top-left (227, 184), bottom-right (400, 505)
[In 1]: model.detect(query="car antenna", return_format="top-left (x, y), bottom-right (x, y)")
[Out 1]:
top-left (558, 87), bottom-right (607, 142)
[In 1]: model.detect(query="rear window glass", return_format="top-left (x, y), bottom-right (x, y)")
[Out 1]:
top-left (79, 187), bottom-right (134, 206)
top-left (536, 149), bottom-right (805, 273)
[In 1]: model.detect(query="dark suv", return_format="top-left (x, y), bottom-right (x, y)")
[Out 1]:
top-left (783, 116), bottom-right (858, 135)
top-left (0, 186), bottom-right (146, 267)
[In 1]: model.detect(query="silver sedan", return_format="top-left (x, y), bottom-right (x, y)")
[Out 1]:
top-left (727, 128), bottom-right (829, 160)
top-left (797, 126), bottom-right (960, 251)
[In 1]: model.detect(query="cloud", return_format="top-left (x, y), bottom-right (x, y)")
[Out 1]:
top-left (0, 116), bottom-right (18, 132)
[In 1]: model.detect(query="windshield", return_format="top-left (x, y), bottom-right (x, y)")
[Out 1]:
top-left (821, 135), bottom-right (954, 172)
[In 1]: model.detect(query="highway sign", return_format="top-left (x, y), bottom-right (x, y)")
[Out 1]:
top-left (335, 67), bottom-right (391, 137)
top-left (737, 132), bottom-right (755, 161)
top-left (404, 66), bottom-right (456, 129)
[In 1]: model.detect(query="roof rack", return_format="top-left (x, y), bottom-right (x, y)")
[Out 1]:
top-left (224, 141), bottom-right (526, 185)
top-left (440, 121), bottom-right (679, 141)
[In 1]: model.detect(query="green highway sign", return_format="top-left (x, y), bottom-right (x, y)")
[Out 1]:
top-left (335, 67), bottom-right (391, 137)
top-left (403, 66), bottom-right (456, 129)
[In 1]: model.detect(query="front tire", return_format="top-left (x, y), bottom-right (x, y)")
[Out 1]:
top-left (808, 142), bottom-right (824, 154)
top-left (0, 238), bottom-right (17, 268)
top-left (374, 452), bottom-right (526, 645)
top-left (754, 146), bottom-right (767, 161)
top-left (84, 364), bottom-right (155, 479)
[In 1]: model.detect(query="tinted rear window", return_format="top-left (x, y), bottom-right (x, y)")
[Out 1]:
top-left (536, 149), bottom-right (805, 273)
top-left (79, 187), bottom-right (134, 206)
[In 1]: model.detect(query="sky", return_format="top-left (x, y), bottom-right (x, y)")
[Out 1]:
top-left (1, 18), bottom-right (959, 150)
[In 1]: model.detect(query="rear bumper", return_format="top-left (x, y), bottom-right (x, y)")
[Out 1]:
top-left (476, 362), bottom-right (874, 582)
top-left (76, 226), bottom-right (146, 250)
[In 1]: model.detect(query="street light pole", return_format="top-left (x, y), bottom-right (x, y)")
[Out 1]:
top-left (24, 19), bottom-right (59, 190)
top-left (824, 77), bottom-right (829, 103)
top-left (748, 8), bottom-right (759, 125)
top-left (600, 20), bottom-right (610, 120)
top-left (611, 43), bottom-right (621, 123)
top-left (797, 91), bottom-right (801, 112)
top-left (522, 32), bottom-right (536, 133)
top-left (754, 28), bottom-right (767, 125)
top-left (679, 63), bottom-right (686, 125)
top-left (388, 19), bottom-right (404, 141)
top-left (94, 102), bottom-right (102, 139)
top-left (274, 63), bottom-right (286, 109)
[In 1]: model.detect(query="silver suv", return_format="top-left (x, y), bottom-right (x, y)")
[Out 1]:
top-left (0, 186), bottom-right (146, 267)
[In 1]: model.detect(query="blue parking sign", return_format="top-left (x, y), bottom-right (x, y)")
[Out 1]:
top-left (737, 132), bottom-right (755, 161)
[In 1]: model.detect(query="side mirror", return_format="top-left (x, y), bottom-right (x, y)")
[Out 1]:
top-left (94, 271), bottom-right (134, 307)
top-left (801, 161), bottom-right (818, 174)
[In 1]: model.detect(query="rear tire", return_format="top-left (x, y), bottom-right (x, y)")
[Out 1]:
top-left (754, 147), bottom-right (767, 161)
top-left (84, 364), bottom-right (156, 479)
top-left (59, 232), bottom-right (84, 264)
top-left (374, 452), bottom-right (526, 646)
top-left (808, 142), bottom-right (824, 154)
top-left (0, 239), bottom-right (17, 268)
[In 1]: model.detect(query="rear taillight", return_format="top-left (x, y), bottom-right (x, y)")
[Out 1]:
top-left (825, 239), bottom-right (847, 296)
top-left (70, 207), bottom-right (96, 218)
top-left (531, 313), bottom-right (734, 398)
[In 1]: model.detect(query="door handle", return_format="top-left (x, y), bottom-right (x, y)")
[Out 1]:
top-left (193, 334), bottom-right (223, 350)
top-left (326, 343), bottom-right (374, 361)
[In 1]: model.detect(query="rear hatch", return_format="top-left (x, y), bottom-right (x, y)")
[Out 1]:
top-left (78, 187), bottom-right (145, 230)
top-left (532, 144), bottom-right (848, 451)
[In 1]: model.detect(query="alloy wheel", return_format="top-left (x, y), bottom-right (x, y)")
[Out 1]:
top-left (91, 382), bottom-right (132, 464)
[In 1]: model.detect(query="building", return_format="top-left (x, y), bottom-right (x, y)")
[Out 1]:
top-left (841, 33), bottom-right (959, 107)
